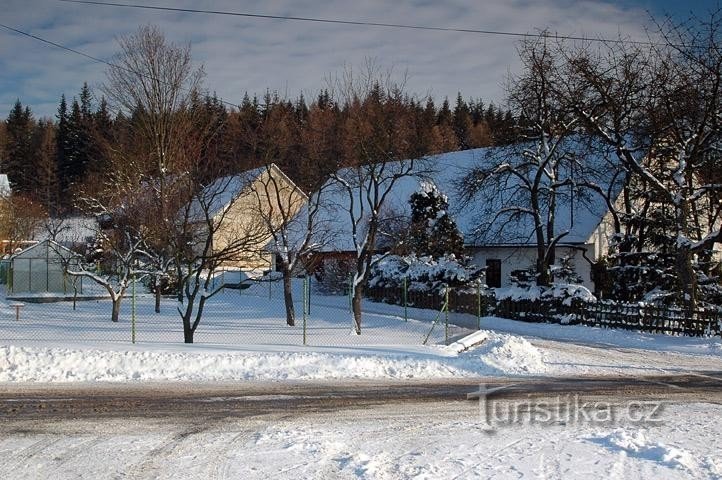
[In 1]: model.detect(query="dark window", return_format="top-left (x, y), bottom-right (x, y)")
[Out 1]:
top-left (486, 259), bottom-right (502, 288)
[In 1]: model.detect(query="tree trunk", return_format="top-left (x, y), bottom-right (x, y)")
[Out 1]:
top-left (532, 198), bottom-right (550, 287)
top-left (183, 327), bottom-right (194, 343)
top-left (676, 246), bottom-right (697, 311)
top-left (155, 286), bottom-right (161, 314)
top-left (352, 284), bottom-right (363, 335)
top-left (182, 309), bottom-right (194, 343)
top-left (111, 296), bottom-right (122, 323)
top-left (676, 199), bottom-right (697, 324)
top-left (536, 256), bottom-right (551, 287)
top-left (282, 269), bottom-right (295, 326)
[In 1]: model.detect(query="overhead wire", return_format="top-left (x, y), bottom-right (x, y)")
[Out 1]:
top-left (1, 0), bottom-right (675, 111)
top-left (0, 22), bottom-right (243, 110)
top-left (57, 0), bottom-right (662, 47)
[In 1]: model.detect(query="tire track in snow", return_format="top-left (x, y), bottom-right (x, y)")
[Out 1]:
top-left (0, 436), bottom-right (61, 476)
top-left (126, 421), bottom-right (220, 480)
top-left (50, 436), bottom-right (106, 467)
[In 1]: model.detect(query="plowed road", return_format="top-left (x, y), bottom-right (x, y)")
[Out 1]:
top-left (2, 373), bottom-right (722, 419)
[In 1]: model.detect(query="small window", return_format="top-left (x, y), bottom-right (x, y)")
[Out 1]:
top-left (486, 259), bottom-right (502, 288)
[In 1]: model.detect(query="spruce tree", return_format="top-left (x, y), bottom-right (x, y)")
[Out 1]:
top-left (436, 98), bottom-right (452, 126)
top-left (32, 119), bottom-right (59, 212)
top-left (62, 97), bottom-right (92, 192)
top-left (4, 100), bottom-right (35, 194)
top-left (55, 94), bottom-right (69, 182)
top-left (408, 182), bottom-right (464, 259)
top-left (430, 213), bottom-right (465, 258)
top-left (79, 82), bottom-right (93, 117)
top-left (452, 93), bottom-right (472, 150)
top-left (87, 96), bottom-right (113, 175)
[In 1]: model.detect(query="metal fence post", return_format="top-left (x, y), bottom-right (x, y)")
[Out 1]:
top-left (269, 275), bottom-right (272, 300)
top-left (403, 276), bottom-right (408, 322)
top-left (131, 273), bottom-right (136, 344)
top-left (445, 286), bottom-right (450, 345)
top-left (348, 274), bottom-right (353, 313)
top-left (307, 275), bottom-right (311, 315)
top-left (303, 276), bottom-right (308, 346)
top-left (477, 281), bottom-right (482, 330)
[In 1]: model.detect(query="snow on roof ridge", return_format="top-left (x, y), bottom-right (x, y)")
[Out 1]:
top-left (313, 143), bottom-right (623, 251)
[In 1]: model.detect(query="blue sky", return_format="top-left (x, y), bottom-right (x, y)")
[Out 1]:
top-left (1, 0), bottom-right (719, 118)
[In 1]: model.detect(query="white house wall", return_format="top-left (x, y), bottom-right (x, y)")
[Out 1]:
top-left (468, 245), bottom-right (595, 289)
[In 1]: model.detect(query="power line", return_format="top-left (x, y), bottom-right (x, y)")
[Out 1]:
top-left (0, 22), bottom-right (242, 110)
top-left (0, 23), bottom-right (110, 66)
top-left (58, 0), bottom-right (661, 47)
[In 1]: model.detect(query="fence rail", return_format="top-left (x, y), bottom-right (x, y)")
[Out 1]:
top-left (366, 285), bottom-right (722, 338)
top-left (494, 298), bottom-right (722, 337)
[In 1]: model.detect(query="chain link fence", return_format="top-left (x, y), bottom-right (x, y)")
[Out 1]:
top-left (0, 270), bottom-right (479, 349)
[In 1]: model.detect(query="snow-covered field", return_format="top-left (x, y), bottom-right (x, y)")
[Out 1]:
top-left (1, 279), bottom-right (721, 382)
top-left (0, 280), bottom-right (470, 347)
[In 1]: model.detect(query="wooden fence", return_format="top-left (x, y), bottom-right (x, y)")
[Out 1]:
top-left (365, 286), bottom-right (493, 317)
top-left (365, 286), bottom-right (722, 337)
top-left (494, 298), bottom-right (722, 337)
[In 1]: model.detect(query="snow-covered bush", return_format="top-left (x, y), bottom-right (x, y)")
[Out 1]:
top-left (314, 257), bottom-right (355, 295)
top-left (552, 255), bottom-right (583, 284)
top-left (368, 254), bottom-right (484, 294)
top-left (495, 283), bottom-right (596, 307)
top-left (508, 267), bottom-right (536, 288)
top-left (605, 210), bottom-right (722, 308)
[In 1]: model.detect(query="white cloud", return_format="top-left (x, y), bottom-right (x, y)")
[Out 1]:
top-left (1, 0), bottom-right (653, 117)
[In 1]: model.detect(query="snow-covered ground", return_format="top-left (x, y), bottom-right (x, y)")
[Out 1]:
top-left (1, 400), bottom-right (721, 479)
top-left (0, 280), bottom-right (470, 347)
top-left (2, 281), bottom-right (722, 479)
top-left (1, 280), bottom-right (721, 382)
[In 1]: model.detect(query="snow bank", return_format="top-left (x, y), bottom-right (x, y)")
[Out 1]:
top-left (0, 331), bottom-right (548, 382)
top-left (588, 429), bottom-right (700, 473)
top-left (444, 330), bottom-right (545, 374)
top-left (466, 333), bottom-right (546, 375)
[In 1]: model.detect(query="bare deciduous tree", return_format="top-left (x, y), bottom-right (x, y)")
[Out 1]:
top-left (102, 24), bottom-right (207, 313)
top-left (171, 168), bottom-right (271, 343)
top-left (330, 64), bottom-right (433, 334)
top-left (459, 37), bottom-right (610, 287)
top-left (0, 195), bottom-right (46, 254)
top-left (57, 174), bottom-right (154, 323)
top-left (249, 164), bottom-right (334, 326)
top-left (559, 11), bottom-right (722, 308)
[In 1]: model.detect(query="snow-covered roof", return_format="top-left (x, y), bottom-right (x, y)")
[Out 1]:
top-left (34, 217), bottom-right (98, 245)
top-left (310, 142), bottom-right (624, 252)
top-left (10, 239), bottom-right (77, 260)
top-left (0, 174), bottom-right (11, 197)
top-left (187, 164), bottom-right (302, 221)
